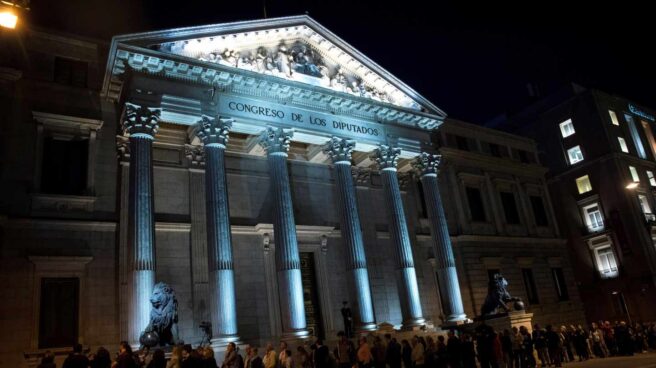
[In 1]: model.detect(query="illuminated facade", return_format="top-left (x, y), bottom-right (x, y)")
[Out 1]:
top-left (491, 84), bottom-right (656, 323)
top-left (0, 17), bottom-right (584, 368)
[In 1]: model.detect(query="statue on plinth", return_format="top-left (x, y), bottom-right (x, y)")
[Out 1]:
top-left (480, 273), bottom-right (525, 316)
top-left (140, 282), bottom-right (181, 347)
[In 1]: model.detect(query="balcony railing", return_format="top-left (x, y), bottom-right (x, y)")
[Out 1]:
top-left (599, 267), bottom-right (619, 279)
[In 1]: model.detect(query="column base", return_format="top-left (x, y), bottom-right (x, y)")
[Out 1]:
top-left (210, 335), bottom-right (241, 348)
top-left (280, 329), bottom-right (311, 344)
top-left (400, 318), bottom-right (426, 331)
top-left (440, 316), bottom-right (473, 330)
top-left (444, 313), bottom-right (469, 324)
top-left (357, 322), bottom-right (378, 333)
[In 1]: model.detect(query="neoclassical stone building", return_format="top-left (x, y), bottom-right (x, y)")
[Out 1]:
top-left (0, 16), bottom-right (585, 368)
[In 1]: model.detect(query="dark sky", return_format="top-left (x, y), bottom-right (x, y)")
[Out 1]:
top-left (27, 0), bottom-right (656, 123)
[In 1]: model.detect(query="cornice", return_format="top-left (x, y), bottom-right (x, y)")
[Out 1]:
top-left (440, 147), bottom-right (548, 177)
top-left (108, 46), bottom-right (441, 132)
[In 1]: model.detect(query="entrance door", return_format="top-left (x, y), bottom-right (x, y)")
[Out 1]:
top-left (300, 252), bottom-right (324, 339)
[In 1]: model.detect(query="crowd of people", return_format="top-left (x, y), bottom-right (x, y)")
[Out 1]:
top-left (37, 321), bottom-right (656, 368)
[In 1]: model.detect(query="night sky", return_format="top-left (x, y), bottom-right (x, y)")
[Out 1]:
top-left (27, 0), bottom-right (656, 123)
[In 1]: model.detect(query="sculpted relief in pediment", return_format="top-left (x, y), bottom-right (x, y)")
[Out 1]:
top-left (154, 38), bottom-right (419, 110)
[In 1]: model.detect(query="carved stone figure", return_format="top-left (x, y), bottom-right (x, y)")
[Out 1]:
top-left (275, 44), bottom-right (292, 77)
top-left (141, 282), bottom-right (181, 346)
top-left (255, 47), bottom-right (268, 72)
top-left (330, 67), bottom-right (348, 92)
top-left (480, 273), bottom-right (525, 316)
top-left (290, 43), bottom-right (325, 77)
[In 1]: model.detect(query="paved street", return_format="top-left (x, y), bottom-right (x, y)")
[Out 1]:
top-left (549, 353), bottom-right (656, 368)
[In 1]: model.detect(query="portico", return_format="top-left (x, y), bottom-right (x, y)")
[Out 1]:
top-left (106, 15), bottom-right (468, 346)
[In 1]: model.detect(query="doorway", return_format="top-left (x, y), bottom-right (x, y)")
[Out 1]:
top-left (300, 252), bottom-right (324, 339)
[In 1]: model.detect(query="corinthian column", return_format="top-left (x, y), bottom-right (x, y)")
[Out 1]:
top-left (193, 115), bottom-right (240, 345)
top-left (372, 145), bottom-right (425, 329)
top-left (258, 127), bottom-right (309, 339)
top-left (413, 153), bottom-right (467, 323)
top-left (122, 103), bottom-right (160, 345)
top-left (324, 137), bottom-right (376, 332)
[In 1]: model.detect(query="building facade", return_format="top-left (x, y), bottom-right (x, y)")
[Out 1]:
top-left (491, 84), bottom-right (656, 323)
top-left (0, 17), bottom-right (584, 368)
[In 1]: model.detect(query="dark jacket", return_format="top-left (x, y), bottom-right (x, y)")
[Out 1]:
top-left (63, 353), bottom-right (90, 368)
top-left (115, 352), bottom-right (138, 368)
top-left (250, 356), bottom-right (264, 368)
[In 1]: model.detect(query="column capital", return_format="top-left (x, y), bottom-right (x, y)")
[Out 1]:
top-left (258, 126), bottom-right (293, 155)
top-left (324, 137), bottom-right (356, 164)
top-left (372, 145), bottom-right (401, 171)
top-left (121, 103), bottom-right (161, 138)
top-left (413, 152), bottom-right (442, 177)
top-left (193, 115), bottom-right (233, 147)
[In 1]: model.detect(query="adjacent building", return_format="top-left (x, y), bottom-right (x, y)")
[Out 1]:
top-left (490, 84), bottom-right (656, 323)
top-left (0, 17), bottom-right (584, 368)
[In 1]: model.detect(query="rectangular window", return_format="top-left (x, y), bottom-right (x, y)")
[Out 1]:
top-left (39, 278), bottom-right (79, 348)
top-left (567, 145), bottom-right (584, 164)
top-left (641, 120), bottom-right (656, 159)
top-left (609, 110), bottom-right (620, 126)
top-left (500, 192), bottom-right (521, 224)
top-left (518, 150), bottom-right (530, 164)
top-left (576, 175), bottom-right (592, 194)
top-left (456, 135), bottom-right (470, 151)
top-left (583, 203), bottom-right (604, 232)
top-left (54, 57), bottom-right (88, 88)
top-left (638, 194), bottom-right (652, 214)
top-left (466, 187), bottom-right (487, 222)
top-left (551, 268), bottom-right (569, 301)
top-left (489, 143), bottom-right (501, 158)
top-left (41, 137), bottom-right (88, 195)
top-left (618, 137), bottom-right (629, 153)
top-left (559, 118), bottom-right (575, 138)
top-left (522, 268), bottom-right (540, 304)
top-left (530, 195), bottom-right (549, 226)
top-left (647, 171), bottom-right (656, 187)
top-left (626, 114), bottom-right (647, 159)
top-left (595, 246), bottom-right (619, 278)
top-left (630, 166), bottom-right (640, 182)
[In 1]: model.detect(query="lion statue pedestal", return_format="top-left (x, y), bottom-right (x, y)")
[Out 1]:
top-left (480, 310), bottom-right (534, 335)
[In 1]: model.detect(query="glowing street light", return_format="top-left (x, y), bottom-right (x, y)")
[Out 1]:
top-left (0, 0), bottom-right (29, 30)
top-left (626, 182), bottom-right (639, 189)
top-left (0, 10), bottom-right (17, 29)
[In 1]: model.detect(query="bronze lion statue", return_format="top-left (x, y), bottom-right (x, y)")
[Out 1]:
top-left (142, 282), bottom-right (180, 346)
top-left (481, 273), bottom-right (524, 316)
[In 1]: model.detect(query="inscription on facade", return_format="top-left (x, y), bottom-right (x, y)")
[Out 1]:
top-left (218, 95), bottom-right (386, 142)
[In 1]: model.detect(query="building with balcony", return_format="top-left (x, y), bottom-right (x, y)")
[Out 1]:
top-left (490, 83), bottom-right (656, 323)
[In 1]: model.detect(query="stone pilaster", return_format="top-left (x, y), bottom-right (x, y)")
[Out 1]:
top-left (121, 102), bottom-right (160, 345)
top-left (372, 145), bottom-right (425, 329)
top-left (193, 115), bottom-right (240, 345)
top-left (324, 137), bottom-right (376, 332)
top-left (258, 127), bottom-right (309, 339)
top-left (413, 153), bottom-right (467, 324)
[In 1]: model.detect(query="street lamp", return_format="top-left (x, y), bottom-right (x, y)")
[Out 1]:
top-left (0, 0), bottom-right (29, 30)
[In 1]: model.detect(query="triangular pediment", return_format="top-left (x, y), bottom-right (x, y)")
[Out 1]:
top-left (112, 16), bottom-right (444, 116)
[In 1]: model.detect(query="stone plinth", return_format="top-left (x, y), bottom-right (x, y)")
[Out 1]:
top-left (481, 311), bottom-right (534, 334)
